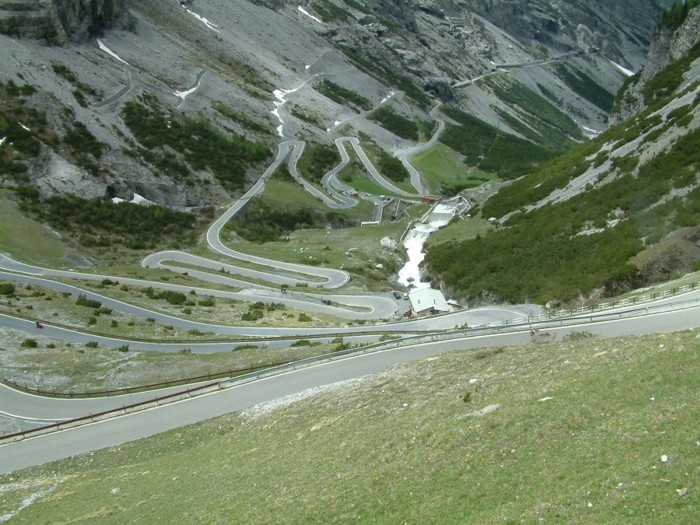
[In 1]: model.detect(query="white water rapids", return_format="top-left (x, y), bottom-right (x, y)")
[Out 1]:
top-left (397, 201), bottom-right (461, 290)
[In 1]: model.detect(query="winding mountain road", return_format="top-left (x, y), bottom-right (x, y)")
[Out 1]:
top-left (3, 64), bottom-right (692, 476)
top-left (2, 300), bottom-right (698, 474)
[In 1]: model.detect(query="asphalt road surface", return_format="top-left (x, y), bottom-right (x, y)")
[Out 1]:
top-left (2, 303), bottom-right (699, 473)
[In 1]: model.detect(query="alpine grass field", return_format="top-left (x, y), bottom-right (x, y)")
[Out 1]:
top-left (1, 329), bottom-right (697, 523)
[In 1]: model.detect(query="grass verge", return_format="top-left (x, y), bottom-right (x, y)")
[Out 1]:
top-left (0, 192), bottom-right (65, 266)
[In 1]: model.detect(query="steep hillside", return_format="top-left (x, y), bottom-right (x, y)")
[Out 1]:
top-left (614, 0), bottom-right (700, 121)
top-left (0, 0), bottom-right (657, 210)
top-left (425, 6), bottom-right (700, 306)
top-left (0, 0), bottom-right (132, 45)
top-left (0, 0), bottom-right (675, 293)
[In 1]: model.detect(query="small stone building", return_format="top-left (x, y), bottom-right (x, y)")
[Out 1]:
top-left (408, 288), bottom-right (452, 316)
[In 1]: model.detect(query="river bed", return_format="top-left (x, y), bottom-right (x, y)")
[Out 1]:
top-left (397, 199), bottom-right (464, 290)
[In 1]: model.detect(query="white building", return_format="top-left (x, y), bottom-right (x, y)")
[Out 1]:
top-left (408, 288), bottom-right (452, 316)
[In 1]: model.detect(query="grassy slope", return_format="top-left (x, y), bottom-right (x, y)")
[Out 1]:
top-left (410, 143), bottom-right (497, 194)
top-left (2, 329), bottom-right (698, 523)
top-left (0, 192), bottom-right (65, 266)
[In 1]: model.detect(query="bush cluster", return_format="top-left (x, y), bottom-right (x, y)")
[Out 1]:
top-left (232, 199), bottom-right (354, 243)
top-left (368, 106), bottom-right (419, 141)
top-left (144, 287), bottom-right (187, 306)
top-left (551, 63), bottom-right (615, 112)
top-left (426, 112), bottom-right (700, 304)
top-left (212, 103), bottom-right (271, 135)
top-left (76, 294), bottom-right (102, 309)
top-left (641, 41), bottom-right (700, 104)
top-left (336, 45), bottom-right (430, 108)
top-left (483, 76), bottom-right (583, 148)
top-left (18, 192), bottom-right (196, 251)
top-left (377, 151), bottom-right (409, 183)
top-left (122, 94), bottom-right (270, 191)
top-left (658, 0), bottom-right (700, 29)
top-left (316, 80), bottom-right (371, 112)
top-left (440, 105), bottom-right (553, 178)
top-left (298, 144), bottom-right (341, 183)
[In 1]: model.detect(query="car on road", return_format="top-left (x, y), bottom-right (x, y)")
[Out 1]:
top-left (392, 291), bottom-right (402, 299)
top-left (321, 299), bottom-right (332, 305)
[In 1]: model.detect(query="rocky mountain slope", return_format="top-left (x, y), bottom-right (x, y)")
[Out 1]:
top-left (5, 0), bottom-right (698, 303)
top-left (614, 1), bottom-right (700, 121)
top-left (425, 5), bottom-right (700, 305)
top-left (0, 0), bottom-right (132, 45)
top-left (0, 0), bottom-right (660, 210)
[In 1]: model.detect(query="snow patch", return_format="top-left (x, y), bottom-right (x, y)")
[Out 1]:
top-left (19, 123), bottom-right (30, 132)
top-left (271, 81), bottom-right (313, 137)
top-left (609, 60), bottom-right (634, 77)
top-left (0, 485), bottom-right (57, 523)
top-left (239, 378), bottom-right (366, 422)
top-left (183, 6), bottom-right (220, 32)
top-left (0, 137), bottom-right (5, 146)
top-left (461, 404), bottom-right (500, 418)
top-left (97, 39), bottom-right (129, 65)
top-left (582, 125), bottom-right (600, 138)
top-left (174, 83), bottom-right (200, 101)
top-left (298, 6), bottom-right (323, 24)
top-left (112, 192), bottom-right (154, 206)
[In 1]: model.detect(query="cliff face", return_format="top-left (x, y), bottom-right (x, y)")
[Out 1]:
top-left (0, 0), bottom-right (132, 45)
top-left (614, 6), bottom-right (700, 122)
top-left (457, 0), bottom-right (659, 56)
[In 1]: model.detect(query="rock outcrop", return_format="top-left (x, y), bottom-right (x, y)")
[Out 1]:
top-left (613, 6), bottom-right (700, 122)
top-left (0, 0), bottom-right (132, 45)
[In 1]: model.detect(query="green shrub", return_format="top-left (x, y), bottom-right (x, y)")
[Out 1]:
top-left (316, 80), bottom-right (371, 111)
top-left (20, 339), bottom-right (38, 348)
top-left (145, 287), bottom-right (187, 306)
top-left (658, 0), bottom-right (700, 29)
top-left (298, 144), bottom-right (341, 183)
top-left (335, 45), bottom-right (430, 108)
top-left (377, 151), bottom-right (409, 183)
top-left (18, 194), bottom-right (196, 250)
top-left (231, 199), bottom-right (354, 243)
top-left (440, 105), bottom-right (553, 179)
top-left (427, 124), bottom-right (700, 304)
top-left (311, 1), bottom-right (350, 22)
top-left (122, 94), bottom-right (270, 191)
top-left (212, 103), bottom-right (271, 135)
top-left (241, 309), bottom-right (264, 321)
top-left (368, 106), bottom-right (419, 141)
top-left (552, 63), bottom-right (615, 112)
top-left (483, 75), bottom-right (583, 147)
top-left (76, 295), bottom-right (101, 309)
top-left (641, 41), bottom-right (700, 104)
top-left (199, 297), bottom-right (216, 307)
